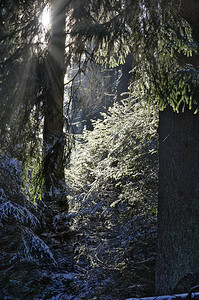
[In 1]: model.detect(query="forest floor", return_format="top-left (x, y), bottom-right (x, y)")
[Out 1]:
top-left (0, 154), bottom-right (156, 299)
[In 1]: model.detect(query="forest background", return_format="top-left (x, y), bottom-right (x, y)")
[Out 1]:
top-left (0, 0), bottom-right (199, 299)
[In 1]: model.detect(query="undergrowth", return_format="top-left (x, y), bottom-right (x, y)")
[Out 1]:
top-left (66, 99), bottom-right (158, 298)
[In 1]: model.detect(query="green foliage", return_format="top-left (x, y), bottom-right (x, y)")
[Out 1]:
top-left (128, 2), bottom-right (199, 112)
top-left (3, 0), bottom-right (199, 202)
top-left (128, 1), bottom-right (199, 112)
top-left (71, 0), bottom-right (199, 112)
top-left (1, 0), bottom-right (199, 197)
top-left (68, 99), bottom-right (158, 216)
top-left (0, 0), bottom-right (73, 197)
top-left (0, 0), bottom-right (47, 156)
top-left (70, 0), bottom-right (133, 67)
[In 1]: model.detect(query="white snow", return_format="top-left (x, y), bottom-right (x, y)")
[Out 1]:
top-left (126, 292), bottom-right (199, 300)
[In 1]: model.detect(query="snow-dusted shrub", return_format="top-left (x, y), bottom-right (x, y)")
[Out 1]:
top-left (0, 154), bottom-right (40, 227)
top-left (67, 99), bottom-right (158, 220)
top-left (0, 154), bottom-right (21, 177)
top-left (0, 201), bottom-right (40, 227)
top-left (0, 154), bottom-right (57, 267)
top-left (66, 99), bottom-right (158, 297)
top-left (20, 227), bottom-right (57, 265)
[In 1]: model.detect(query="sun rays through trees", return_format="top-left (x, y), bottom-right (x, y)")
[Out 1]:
top-left (0, 0), bottom-right (73, 202)
top-left (1, 0), bottom-right (199, 298)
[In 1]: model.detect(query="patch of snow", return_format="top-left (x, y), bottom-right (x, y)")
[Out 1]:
top-left (126, 292), bottom-right (199, 300)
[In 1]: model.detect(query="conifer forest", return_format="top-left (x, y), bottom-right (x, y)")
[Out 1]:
top-left (1, 1), bottom-right (199, 299)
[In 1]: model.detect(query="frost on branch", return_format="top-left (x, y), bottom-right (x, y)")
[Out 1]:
top-left (20, 227), bottom-right (57, 265)
top-left (0, 201), bottom-right (40, 228)
top-left (0, 154), bottom-right (57, 268)
top-left (0, 154), bottom-right (21, 177)
top-left (0, 188), bottom-right (7, 204)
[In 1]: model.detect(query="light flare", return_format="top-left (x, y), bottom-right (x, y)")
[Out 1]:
top-left (41, 6), bottom-right (51, 29)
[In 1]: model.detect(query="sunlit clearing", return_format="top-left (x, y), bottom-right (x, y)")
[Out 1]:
top-left (41, 6), bottom-right (51, 29)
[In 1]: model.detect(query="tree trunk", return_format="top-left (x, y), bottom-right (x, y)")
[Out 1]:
top-left (43, 0), bottom-right (67, 193)
top-left (156, 107), bottom-right (199, 294)
top-left (156, 0), bottom-right (199, 294)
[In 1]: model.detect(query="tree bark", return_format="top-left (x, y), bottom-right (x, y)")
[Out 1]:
top-left (156, 107), bottom-right (199, 294)
top-left (43, 0), bottom-right (67, 192)
top-left (156, 0), bottom-right (199, 294)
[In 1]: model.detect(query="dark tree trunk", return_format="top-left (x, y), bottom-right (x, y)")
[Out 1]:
top-left (156, 1), bottom-right (199, 294)
top-left (156, 107), bottom-right (199, 294)
top-left (43, 0), bottom-right (67, 193)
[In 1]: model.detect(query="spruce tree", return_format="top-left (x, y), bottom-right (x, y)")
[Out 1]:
top-left (70, 0), bottom-right (199, 294)
top-left (42, 0), bottom-right (68, 199)
top-left (2, 1), bottom-right (199, 294)
top-left (156, 0), bottom-right (199, 294)
top-left (0, 0), bottom-right (73, 205)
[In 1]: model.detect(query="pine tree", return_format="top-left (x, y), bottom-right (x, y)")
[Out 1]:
top-left (70, 0), bottom-right (199, 294)
top-left (2, 1), bottom-right (199, 294)
top-left (156, 0), bottom-right (199, 294)
top-left (0, 0), bottom-right (73, 205)
top-left (42, 0), bottom-right (68, 199)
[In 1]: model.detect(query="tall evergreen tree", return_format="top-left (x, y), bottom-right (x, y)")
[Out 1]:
top-left (42, 0), bottom-right (68, 197)
top-left (2, 1), bottom-right (199, 294)
top-left (156, 0), bottom-right (199, 294)
top-left (0, 0), bottom-right (73, 204)
top-left (70, 0), bottom-right (199, 294)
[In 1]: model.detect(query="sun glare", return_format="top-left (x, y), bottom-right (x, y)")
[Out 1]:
top-left (41, 7), bottom-right (51, 29)
top-left (33, 6), bottom-right (51, 52)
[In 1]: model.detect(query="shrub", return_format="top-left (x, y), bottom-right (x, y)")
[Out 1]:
top-left (66, 99), bottom-right (158, 297)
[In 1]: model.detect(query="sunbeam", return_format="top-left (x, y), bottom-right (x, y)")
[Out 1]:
top-left (41, 6), bottom-right (51, 30)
